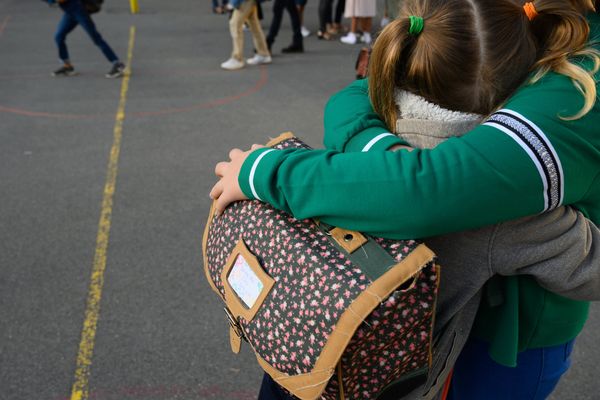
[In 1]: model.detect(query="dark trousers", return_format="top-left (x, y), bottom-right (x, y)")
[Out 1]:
top-left (318, 0), bottom-right (344, 32)
top-left (258, 373), bottom-right (296, 400)
top-left (55, 0), bottom-right (118, 63)
top-left (266, 0), bottom-right (302, 46)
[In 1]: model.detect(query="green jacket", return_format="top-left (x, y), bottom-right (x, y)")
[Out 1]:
top-left (238, 13), bottom-right (600, 366)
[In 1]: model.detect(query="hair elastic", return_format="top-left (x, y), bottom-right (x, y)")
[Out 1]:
top-left (523, 2), bottom-right (538, 21)
top-left (408, 16), bottom-right (424, 36)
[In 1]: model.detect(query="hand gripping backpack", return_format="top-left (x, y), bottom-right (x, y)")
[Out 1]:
top-left (203, 133), bottom-right (439, 400)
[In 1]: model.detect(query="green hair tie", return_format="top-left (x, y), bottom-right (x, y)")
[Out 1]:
top-left (408, 15), bottom-right (424, 36)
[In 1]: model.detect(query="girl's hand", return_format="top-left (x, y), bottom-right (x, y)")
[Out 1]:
top-left (210, 145), bottom-right (265, 214)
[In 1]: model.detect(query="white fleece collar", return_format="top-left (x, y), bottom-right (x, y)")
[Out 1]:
top-left (394, 90), bottom-right (484, 149)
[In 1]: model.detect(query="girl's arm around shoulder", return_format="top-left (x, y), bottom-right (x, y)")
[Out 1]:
top-left (323, 79), bottom-right (408, 152)
top-left (238, 129), bottom-right (550, 239)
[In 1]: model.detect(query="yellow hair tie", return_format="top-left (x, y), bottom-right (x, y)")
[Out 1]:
top-left (523, 2), bottom-right (538, 21)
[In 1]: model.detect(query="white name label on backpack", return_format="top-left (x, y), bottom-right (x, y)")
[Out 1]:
top-left (228, 254), bottom-right (264, 309)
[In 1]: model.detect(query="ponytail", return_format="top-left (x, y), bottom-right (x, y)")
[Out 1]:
top-left (369, 0), bottom-right (481, 130)
top-left (369, 19), bottom-right (411, 131)
top-left (527, 0), bottom-right (599, 119)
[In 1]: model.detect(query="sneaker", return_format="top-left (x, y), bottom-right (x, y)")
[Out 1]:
top-left (317, 30), bottom-right (333, 40)
top-left (106, 62), bottom-right (126, 78)
top-left (247, 54), bottom-right (272, 65)
top-left (340, 32), bottom-right (358, 44)
top-left (282, 43), bottom-right (304, 53)
top-left (220, 57), bottom-right (245, 70)
top-left (361, 32), bottom-right (372, 45)
top-left (301, 26), bottom-right (311, 37)
top-left (52, 64), bottom-right (77, 77)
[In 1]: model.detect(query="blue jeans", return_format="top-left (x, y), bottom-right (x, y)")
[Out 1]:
top-left (55, 0), bottom-right (118, 63)
top-left (448, 337), bottom-right (575, 400)
top-left (259, 337), bottom-right (574, 400)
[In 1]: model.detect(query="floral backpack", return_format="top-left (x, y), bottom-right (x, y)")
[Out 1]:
top-left (203, 133), bottom-right (439, 400)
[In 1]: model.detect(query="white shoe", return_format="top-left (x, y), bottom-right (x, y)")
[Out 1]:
top-left (301, 26), bottom-right (311, 37)
top-left (361, 32), bottom-right (372, 44)
top-left (220, 58), bottom-right (245, 70)
top-left (340, 32), bottom-right (358, 44)
top-left (247, 54), bottom-right (272, 65)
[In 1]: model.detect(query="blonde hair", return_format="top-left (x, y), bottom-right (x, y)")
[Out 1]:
top-left (529, 0), bottom-right (600, 119)
top-left (369, 0), bottom-right (599, 130)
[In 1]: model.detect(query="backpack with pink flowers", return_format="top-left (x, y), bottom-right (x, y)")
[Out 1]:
top-left (203, 133), bottom-right (439, 400)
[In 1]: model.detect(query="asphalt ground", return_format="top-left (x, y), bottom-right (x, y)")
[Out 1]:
top-left (0, 1), bottom-right (598, 399)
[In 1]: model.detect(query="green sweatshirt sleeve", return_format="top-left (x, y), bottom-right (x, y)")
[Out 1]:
top-left (323, 79), bottom-right (408, 152)
top-left (239, 127), bottom-right (544, 239)
top-left (239, 68), bottom-right (600, 239)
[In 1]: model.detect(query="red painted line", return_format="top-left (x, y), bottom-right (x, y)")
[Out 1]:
top-left (0, 16), bottom-right (10, 38)
top-left (0, 105), bottom-right (92, 119)
top-left (0, 65), bottom-right (269, 120)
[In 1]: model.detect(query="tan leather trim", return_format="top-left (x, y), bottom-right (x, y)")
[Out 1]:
top-left (221, 239), bottom-right (275, 322)
top-left (230, 326), bottom-right (242, 354)
top-left (265, 131), bottom-right (295, 147)
top-left (202, 201), bottom-right (222, 296)
top-left (255, 244), bottom-right (436, 400)
top-left (329, 227), bottom-right (368, 253)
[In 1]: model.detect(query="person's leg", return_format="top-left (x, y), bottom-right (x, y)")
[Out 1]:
top-left (360, 16), bottom-right (372, 43)
top-left (350, 16), bottom-right (358, 32)
top-left (283, 0), bottom-right (303, 48)
top-left (69, 2), bottom-right (119, 63)
top-left (333, 0), bottom-right (345, 26)
top-left (246, 1), bottom-right (271, 57)
top-left (229, 6), bottom-right (247, 61)
top-left (266, 0), bottom-right (285, 47)
top-left (448, 337), bottom-right (575, 400)
top-left (318, 0), bottom-right (333, 35)
top-left (296, 3), bottom-right (305, 26)
top-left (363, 17), bottom-right (372, 31)
top-left (258, 373), bottom-right (296, 400)
top-left (341, 16), bottom-right (358, 43)
top-left (54, 12), bottom-right (78, 63)
top-left (296, 0), bottom-right (309, 36)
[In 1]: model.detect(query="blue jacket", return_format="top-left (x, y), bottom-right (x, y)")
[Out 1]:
top-left (230, 0), bottom-right (262, 10)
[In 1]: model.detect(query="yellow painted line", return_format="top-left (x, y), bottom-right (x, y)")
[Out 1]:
top-left (70, 25), bottom-right (136, 400)
top-left (130, 0), bottom-right (140, 14)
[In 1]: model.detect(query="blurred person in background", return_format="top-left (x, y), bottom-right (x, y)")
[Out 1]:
top-left (340, 0), bottom-right (375, 44)
top-left (317, 0), bottom-right (346, 39)
top-left (46, 0), bottom-right (125, 78)
top-left (265, 0), bottom-right (304, 53)
top-left (221, 0), bottom-right (272, 70)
